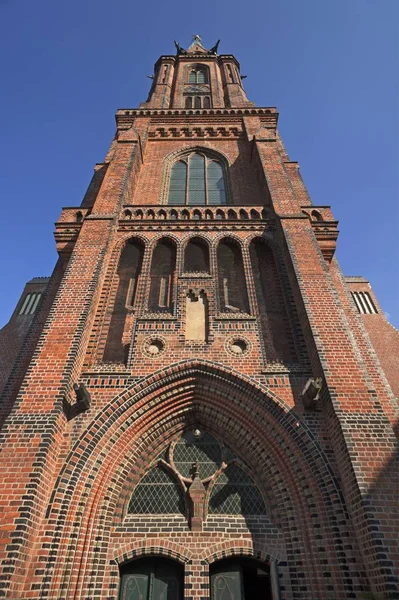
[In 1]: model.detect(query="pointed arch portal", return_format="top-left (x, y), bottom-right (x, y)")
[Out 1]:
top-left (40, 361), bottom-right (351, 599)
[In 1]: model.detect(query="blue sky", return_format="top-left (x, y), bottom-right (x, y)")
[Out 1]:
top-left (0, 0), bottom-right (398, 327)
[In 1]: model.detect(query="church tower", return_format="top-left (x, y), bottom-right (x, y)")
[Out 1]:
top-left (0, 37), bottom-right (398, 600)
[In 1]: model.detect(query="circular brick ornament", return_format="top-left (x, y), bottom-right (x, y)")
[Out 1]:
top-left (225, 336), bottom-right (251, 356)
top-left (142, 337), bottom-right (166, 357)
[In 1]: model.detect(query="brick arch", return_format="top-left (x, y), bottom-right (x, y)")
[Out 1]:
top-left (163, 144), bottom-right (232, 167)
top-left (112, 539), bottom-right (193, 565)
top-left (201, 540), bottom-right (278, 565)
top-left (214, 231), bottom-right (246, 250)
top-left (40, 361), bottom-right (349, 599)
top-left (242, 230), bottom-right (276, 250)
top-left (180, 232), bottom-right (211, 250)
top-left (147, 232), bottom-right (182, 250)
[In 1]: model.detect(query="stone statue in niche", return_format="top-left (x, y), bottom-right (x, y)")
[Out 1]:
top-left (185, 289), bottom-right (208, 342)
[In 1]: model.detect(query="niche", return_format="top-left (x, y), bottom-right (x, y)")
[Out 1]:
top-left (103, 239), bottom-right (144, 363)
top-left (185, 290), bottom-right (208, 342)
top-left (217, 240), bottom-right (249, 313)
top-left (148, 239), bottom-right (176, 313)
top-left (184, 238), bottom-right (210, 274)
top-left (250, 238), bottom-right (295, 363)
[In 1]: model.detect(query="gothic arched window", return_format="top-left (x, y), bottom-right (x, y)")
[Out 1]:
top-left (168, 153), bottom-right (227, 206)
top-left (127, 430), bottom-right (267, 525)
top-left (188, 66), bottom-right (208, 83)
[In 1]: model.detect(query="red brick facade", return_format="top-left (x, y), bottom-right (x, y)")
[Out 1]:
top-left (0, 37), bottom-right (398, 599)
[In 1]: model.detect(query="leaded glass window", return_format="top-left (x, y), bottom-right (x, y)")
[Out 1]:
top-left (167, 153), bottom-right (227, 205)
top-left (188, 153), bottom-right (205, 205)
top-left (209, 465), bottom-right (266, 515)
top-left (207, 161), bottom-right (226, 205)
top-left (127, 430), bottom-right (267, 520)
top-left (128, 466), bottom-right (185, 514)
top-left (173, 431), bottom-right (222, 478)
top-left (168, 161), bottom-right (187, 205)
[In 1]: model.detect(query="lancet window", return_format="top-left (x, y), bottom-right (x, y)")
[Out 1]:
top-left (168, 152), bottom-right (227, 205)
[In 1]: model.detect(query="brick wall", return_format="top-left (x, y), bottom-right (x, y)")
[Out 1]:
top-left (0, 44), bottom-right (398, 600)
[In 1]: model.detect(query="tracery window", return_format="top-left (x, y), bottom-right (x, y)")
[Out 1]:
top-left (128, 430), bottom-right (267, 523)
top-left (168, 152), bottom-right (227, 205)
top-left (188, 67), bottom-right (208, 83)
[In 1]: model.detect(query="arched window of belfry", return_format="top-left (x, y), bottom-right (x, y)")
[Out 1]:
top-left (148, 239), bottom-right (176, 313)
top-left (167, 152), bottom-right (227, 206)
top-left (217, 239), bottom-right (249, 313)
top-left (188, 66), bottom-right (208, 84)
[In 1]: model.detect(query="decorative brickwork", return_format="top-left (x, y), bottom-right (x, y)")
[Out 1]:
top-left (0, 37), bottom-right (398, 600)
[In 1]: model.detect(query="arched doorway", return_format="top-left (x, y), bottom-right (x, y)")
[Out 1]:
top-left (119, 556), bottom-right (184, 600)
top-left (210, 557), bottom-right (272, 600)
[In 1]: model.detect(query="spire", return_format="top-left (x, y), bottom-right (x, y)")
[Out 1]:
top-left (187, 34), bottom-right (208, 54)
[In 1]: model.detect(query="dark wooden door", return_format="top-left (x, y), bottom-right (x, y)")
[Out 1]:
top-left (211, 563), bottom-right (244, 600)
top-left (119, 558), bottom-right (182, 600)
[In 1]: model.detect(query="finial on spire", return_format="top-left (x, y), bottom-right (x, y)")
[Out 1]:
top-left (191, 34), bottom-right (204, 47)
